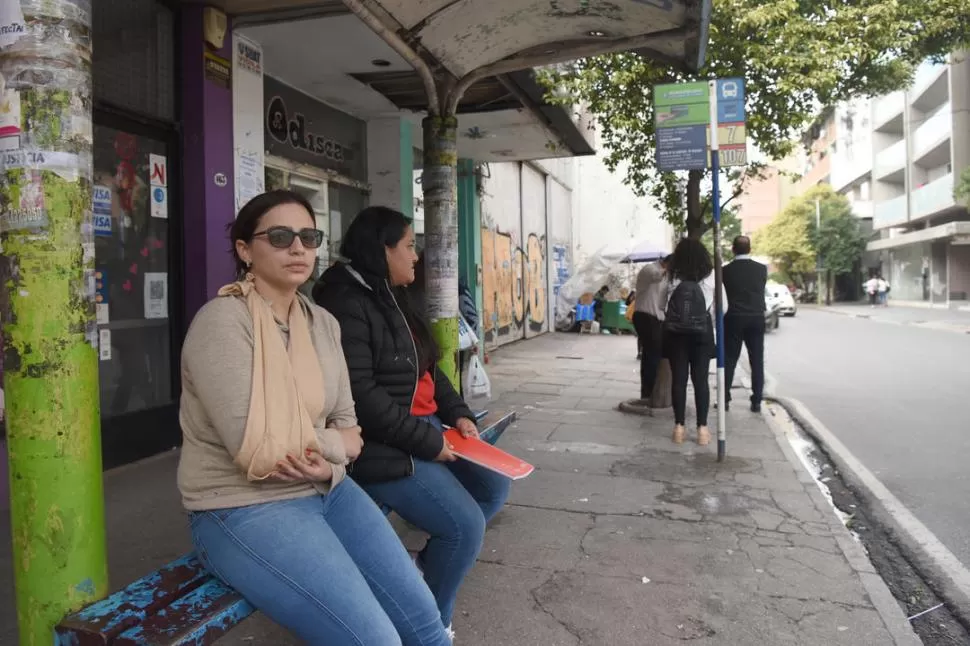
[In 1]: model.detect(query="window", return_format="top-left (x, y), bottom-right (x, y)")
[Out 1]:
top-left (93, 125), bottom-right (173, 417)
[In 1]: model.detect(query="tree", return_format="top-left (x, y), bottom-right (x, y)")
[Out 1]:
top-left (752, 203), bottom-right (814, 287)
top-left (540, 0), bottom-right (970, 238)
top-left (702, 205), bottom-right (742, 262)
top-left (754, 186), bottom-right (867, 294)
top-left (955, 165), bottom-right (970, 207)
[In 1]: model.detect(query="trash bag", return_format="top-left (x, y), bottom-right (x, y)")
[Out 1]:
top-left (458, 315), bottom-right (479, 351)
top-left (462, 354), bottom-right (491, 400)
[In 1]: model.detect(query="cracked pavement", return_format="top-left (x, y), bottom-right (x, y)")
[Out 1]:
top-left (445, 333), bottom-right (915, 645)
top-left (0, 333), bottom-right (917, 645)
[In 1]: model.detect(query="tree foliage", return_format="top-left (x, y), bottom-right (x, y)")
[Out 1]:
top-left (702, 205), bottom-right (742, 262)
top-left (540, 0), bottom-right (970, 238)
top-left (956, 165), bottom-right (970, 207)
top-left (754, 185), bottom-right (866, 285)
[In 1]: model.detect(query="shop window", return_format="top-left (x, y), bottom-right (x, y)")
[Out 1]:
top-left (93, 0), bottom-right (175, 121)
top-left (93, 125), bottom-right (173, 417)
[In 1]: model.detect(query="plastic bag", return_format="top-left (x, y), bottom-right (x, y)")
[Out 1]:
top-left (458, 315), bottom-right (479, 351)
top-left (462, 354), bottom-right (491, 400)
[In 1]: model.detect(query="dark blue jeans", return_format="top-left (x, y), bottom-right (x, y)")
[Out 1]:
top-left (362, 415), bottom-right (512, 626)
top-left (190, 479), bottom-right (450, 646)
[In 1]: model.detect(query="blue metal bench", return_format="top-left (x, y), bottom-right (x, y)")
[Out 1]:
top-left (55, 410), bottom-right (516, 646)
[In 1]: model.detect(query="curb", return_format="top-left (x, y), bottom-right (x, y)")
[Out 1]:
top-left (759, 402), bottom-right (921, 646)
top-left (768, 395), bottom-right (970, 635)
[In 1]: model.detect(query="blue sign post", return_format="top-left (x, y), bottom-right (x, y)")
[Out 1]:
top-left (654, 77), bottom-right (747, 462)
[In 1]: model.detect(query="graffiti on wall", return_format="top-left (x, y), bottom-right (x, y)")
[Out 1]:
top-left (481, 228), bottom-right (547, 345)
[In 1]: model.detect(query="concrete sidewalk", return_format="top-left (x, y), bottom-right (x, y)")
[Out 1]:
top-left (810, 303), bottom-right (970, 333)
top-left (0, 333), bottom-right (917, 645)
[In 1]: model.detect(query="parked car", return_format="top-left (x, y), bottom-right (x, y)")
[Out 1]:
top-left (767, 282), bottom-right (797, 316)
top-left (765, 289), bottom-right (781, 331)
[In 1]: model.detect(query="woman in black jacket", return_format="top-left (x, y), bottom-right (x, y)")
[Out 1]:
top-left (313, 206), bottom-right (511, 639)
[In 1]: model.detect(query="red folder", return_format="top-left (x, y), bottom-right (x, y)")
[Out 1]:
top-left (443, 429), bottom-right (535, 480)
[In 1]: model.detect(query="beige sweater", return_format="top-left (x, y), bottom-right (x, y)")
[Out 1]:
top-left (177, 294), bottom-right (357, 511)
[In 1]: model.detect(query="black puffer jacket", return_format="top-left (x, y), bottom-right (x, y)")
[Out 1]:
top-left (313, 263), bottom-right (474, 483)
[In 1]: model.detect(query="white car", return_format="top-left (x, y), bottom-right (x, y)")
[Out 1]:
top-left (767, 283), bottom-right (797, 316)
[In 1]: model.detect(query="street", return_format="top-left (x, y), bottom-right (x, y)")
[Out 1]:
top-left (763, 306), bottom-right (970, 571)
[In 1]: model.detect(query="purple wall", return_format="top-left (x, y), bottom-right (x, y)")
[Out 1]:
top-left (181, 6), bottom-right (236, 328)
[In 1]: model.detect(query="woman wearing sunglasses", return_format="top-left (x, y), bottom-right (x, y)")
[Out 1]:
top-left (177, 190), bottom-right (451, 645)
top-left (313, 206), bottom-right (512, 640)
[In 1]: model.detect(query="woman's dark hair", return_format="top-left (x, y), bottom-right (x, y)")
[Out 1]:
top-left (341, 206), bottom-right (439, 371)
top-left (339, 206), bottom-right (411, 278)
top-left (668, 237), bottom-right (714, 283)
top-left (228, 190), bottom-right (315, 278)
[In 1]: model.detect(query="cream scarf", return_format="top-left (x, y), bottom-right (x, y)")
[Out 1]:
top-left (218, 279), bottom-right (330, 481)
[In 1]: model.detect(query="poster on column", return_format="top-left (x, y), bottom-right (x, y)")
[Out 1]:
top-left (144, 272), bottom-right (168, 319)
top-left (236, 149), bottom-right (263, 210)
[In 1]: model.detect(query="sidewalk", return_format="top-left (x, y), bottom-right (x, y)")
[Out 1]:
top-left (0, 333), bottom-right (917, 645)
top-left (811, 302), bottom-right (970, 333)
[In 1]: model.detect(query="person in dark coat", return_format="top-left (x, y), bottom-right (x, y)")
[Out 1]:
top-left (723, 235), bottom-right (768, 413)
top-left (313, 206), bottom-right (511, 639)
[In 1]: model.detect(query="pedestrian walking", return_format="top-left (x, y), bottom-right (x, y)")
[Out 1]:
top-left (722, 236), bottom-right (767, 413)
top-left (877, 275), bottom-right (890, 306)
top-left (632, 256), bottom-right (670, 402)
top-left (865, 275), bottom-right (879, 307)
top-left (663, 239), bottom-right (722, 446)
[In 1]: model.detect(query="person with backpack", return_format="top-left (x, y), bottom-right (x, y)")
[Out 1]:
top-left (663, 238), bottom-right (723, 446)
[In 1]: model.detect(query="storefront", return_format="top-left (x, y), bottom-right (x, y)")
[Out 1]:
top-left (91, 0), bottom-right (182, 467)
top-left (262, 75), bottom-right (368, 283)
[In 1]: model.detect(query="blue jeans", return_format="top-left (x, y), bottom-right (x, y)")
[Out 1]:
top-left (189, 478), bottom-right (450, 646)
top-left (362, 415), bottom-right (512, 626)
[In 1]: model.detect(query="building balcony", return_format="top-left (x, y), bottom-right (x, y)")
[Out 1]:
top-left (873, 92), bottom-right (904, 133)
top-left (848, 200), bottom-right (873, 219)
top-left (912, 173), bottom-right (956, 221)
top-left (873, 194), bottom-right (908, 230)
top-left (912, 102), bottom-right (952, 168)
top-left (873, 138), bottom-right (906, 183)
top-left (911, 60), bottom-right (949, 112)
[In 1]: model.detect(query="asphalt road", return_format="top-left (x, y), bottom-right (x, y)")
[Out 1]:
top-left (762, 307), bottom-right (970, 570)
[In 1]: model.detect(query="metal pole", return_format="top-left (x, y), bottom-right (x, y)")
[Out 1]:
top-left (1, 2), bottom-right (109, 642)
top-left (709, 80), bottom-right (727, 462)
top-left (815, 198), bottom-right (821, 304)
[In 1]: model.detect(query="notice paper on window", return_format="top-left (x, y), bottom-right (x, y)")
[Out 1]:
top-left (144, 272), bottom-right (168, 319)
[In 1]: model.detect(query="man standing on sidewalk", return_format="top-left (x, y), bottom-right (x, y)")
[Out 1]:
top-left (723, 236), bottom-right (767, 412)
top-left (632, 255), bottom-right (671, 403)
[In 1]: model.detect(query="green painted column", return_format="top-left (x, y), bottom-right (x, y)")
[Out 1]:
top-left (399, 121), bottom-right (414, 219)
top-left (422, 116), bottom-right (460, 387)
top-left (456, 159), bottom-right (483, 355)
top-left (0, 2), bottom-right (109, 643)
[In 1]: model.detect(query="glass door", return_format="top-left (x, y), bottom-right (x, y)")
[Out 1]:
top-left (92, 125), bottom-right (173, 418)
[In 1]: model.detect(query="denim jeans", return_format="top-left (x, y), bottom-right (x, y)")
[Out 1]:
top-left (189, 478), bottom-right (450, 646)
top-left (362, 415), bottom-right (512, 626)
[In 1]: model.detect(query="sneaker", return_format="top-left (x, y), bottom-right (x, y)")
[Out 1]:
top-left (445, 624), bottom-right (456, 642)
top-left (750, 402), bottom-right (761, 413)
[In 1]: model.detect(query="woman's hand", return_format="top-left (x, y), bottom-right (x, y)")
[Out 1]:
top-left (272, 450), bottom-right (334, 483)
top-left (434, 440), bottom-right (458, 462)
top-left (337, 426), bottom-right (363, 461)
top-left (454, 417), bottom-right (480, 439)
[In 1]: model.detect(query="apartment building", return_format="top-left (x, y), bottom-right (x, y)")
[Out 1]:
top-left (868, 56), bottom-right (970, 306)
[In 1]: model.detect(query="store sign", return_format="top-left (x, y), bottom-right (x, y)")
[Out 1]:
top-left (263, 75), bottom-right (366, 181)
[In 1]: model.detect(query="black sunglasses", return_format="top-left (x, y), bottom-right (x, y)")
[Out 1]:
top-left (252, 226), bottom-right (324, 249)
